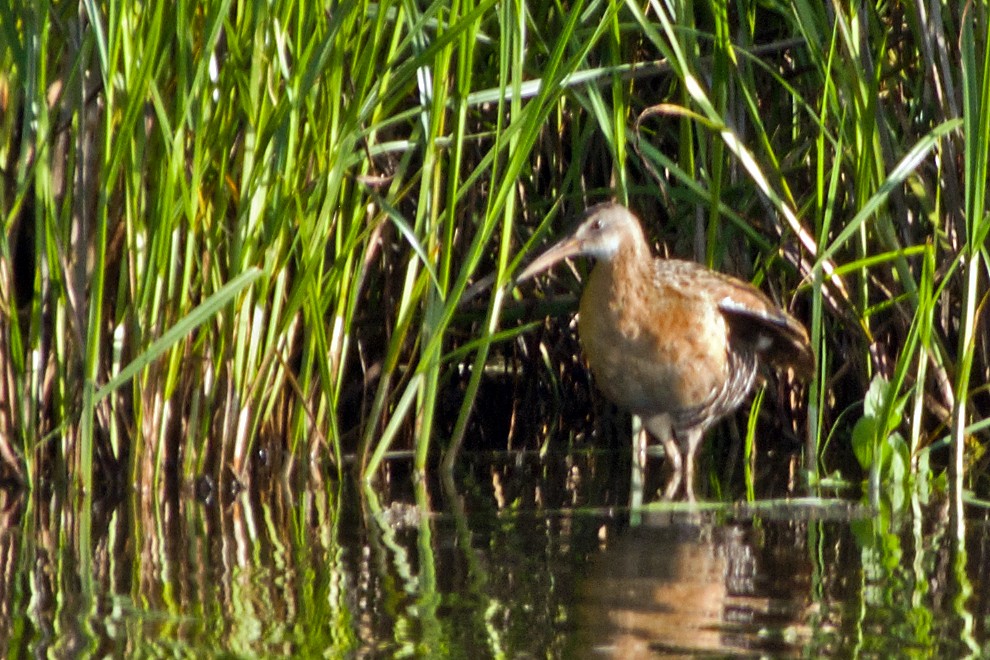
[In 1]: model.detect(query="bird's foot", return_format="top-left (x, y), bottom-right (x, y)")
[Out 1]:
top-left (662, 472), bottom-right (683, 500)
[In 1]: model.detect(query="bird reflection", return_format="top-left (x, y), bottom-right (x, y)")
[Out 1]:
top-left (571, 512), bottom-right (810, 657)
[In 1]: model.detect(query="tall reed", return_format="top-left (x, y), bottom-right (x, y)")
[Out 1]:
top-left (0, 0), bottom-right (988, 499)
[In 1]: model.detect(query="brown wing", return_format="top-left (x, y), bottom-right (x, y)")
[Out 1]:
top-left (648, 258), bottom-right (815, 379)
top-left (716, 278), bottom-right (815, 379)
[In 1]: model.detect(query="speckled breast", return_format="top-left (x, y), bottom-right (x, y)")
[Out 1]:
top-left (577, 257), bottom-right (749, 428)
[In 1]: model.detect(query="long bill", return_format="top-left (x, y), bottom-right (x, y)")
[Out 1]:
top-left (514, 235), bottom-right (585, 284)
top-left (458, 233), bottom-right (584, 306)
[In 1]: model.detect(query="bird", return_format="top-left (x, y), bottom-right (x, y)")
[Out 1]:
top-left (516, 202), bottom-right (814, 500)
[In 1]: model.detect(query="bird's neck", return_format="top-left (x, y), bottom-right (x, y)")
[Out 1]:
top-left (610, 232), bottom-right (650, 268)
top-left (596, 236), bottom-right (653, 299)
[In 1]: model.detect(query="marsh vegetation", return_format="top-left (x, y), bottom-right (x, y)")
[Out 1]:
top-left (2, 0), bottom-right (990, 653)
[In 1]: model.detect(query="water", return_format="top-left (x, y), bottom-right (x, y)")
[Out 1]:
top-left (0, 452), bottom-right (987, 657)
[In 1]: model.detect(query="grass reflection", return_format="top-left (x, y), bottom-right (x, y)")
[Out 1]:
top-left (0, 455), bottom-right (988, 656)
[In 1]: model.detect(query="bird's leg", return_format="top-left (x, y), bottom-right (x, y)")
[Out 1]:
top-left (661, 436), bottom-right (683, 500)
top-left (684, 450), bottom-right (696, 503)
top-left (629, 418), bottom-right (649, 511)
top-left (634, 422), bottom-right (648, 480)
top-left (643, 414), bottom-right (682, 500)
top-left (682, 427), bottom-right (704, 502)
top-left (662, 459), bottom-right (683, 500)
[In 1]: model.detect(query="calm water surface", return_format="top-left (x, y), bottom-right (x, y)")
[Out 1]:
top-left (1, 451), bottom-right (987, 657)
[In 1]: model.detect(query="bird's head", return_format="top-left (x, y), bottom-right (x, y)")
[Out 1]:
top-left (516, 202), bottom-right (645, 282)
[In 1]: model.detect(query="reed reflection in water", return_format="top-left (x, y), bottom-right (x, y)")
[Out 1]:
top-left (0, 453), bottom-right (988, 657)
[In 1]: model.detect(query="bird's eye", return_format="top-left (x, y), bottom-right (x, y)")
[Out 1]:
top-left (592, 219), bottom-right (604, 231)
